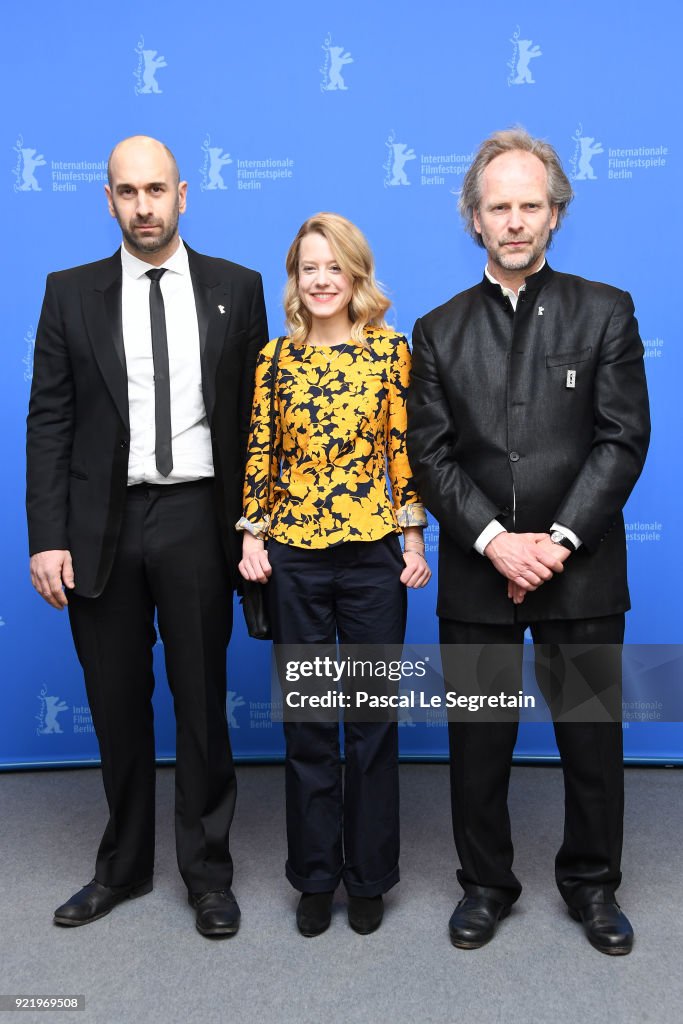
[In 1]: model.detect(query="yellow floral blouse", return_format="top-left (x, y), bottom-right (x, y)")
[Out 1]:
top-left (238, 328), bottom-right (426, 548)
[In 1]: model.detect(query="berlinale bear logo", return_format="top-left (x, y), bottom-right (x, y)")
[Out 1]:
top-left (206, 148), bottom-right (232, 190)
top-left (200, 135), bottom-right (233, 191)
top-left (507, 27), bottom-right (542, 85)
top-left (134, 36), bottom-right (168, 95)
top-left (384, 131), bottom-right (417, 188)
top-left (569, 126), bottom-right (604, 181)
top-left (320, 33), bottom-right (354, 92)
top-left (12, 137), bottom-right (46, 192)
top-left (36, 687), bottom-right (69, 735)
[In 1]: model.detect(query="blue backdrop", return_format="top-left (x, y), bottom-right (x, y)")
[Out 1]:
top-left (2, 0), bottom-right (680, 768)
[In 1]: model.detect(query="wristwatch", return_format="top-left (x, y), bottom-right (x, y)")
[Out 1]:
top-left (550, 530), bottom-right (575, 552)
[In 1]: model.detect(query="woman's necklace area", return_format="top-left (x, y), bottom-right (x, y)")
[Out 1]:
top-left (307, 340), bottom-right (352, 368)
top-left (307, 340), bottom-right (350, 357)
top-left (305, 339), bottom-right (353, 387)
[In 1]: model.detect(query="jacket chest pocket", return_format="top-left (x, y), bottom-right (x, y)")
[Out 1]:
top-left (545, 347), bottom-right (593, 395)
top-left (545, 347), bottom-right (592, 368)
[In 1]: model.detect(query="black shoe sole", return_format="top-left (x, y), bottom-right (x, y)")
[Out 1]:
top-left (348, 917), bottom-right (383, 935)
top-left (296, 913), bottom-right (332, 937)
top-left (195, 921), bottom-right (240, 938)
top-left (587, 942), bottom-right (632, 956)
top-left (449, 905), bottom-right (511, 949)
top-left (297, 923), bottom-right (331, 937)
top-left (53, 879), bottom-right (153, 927)
top-left (54, 908), bottom-right (113, 928)
top-left (567, 907), bottom-right (633, 956)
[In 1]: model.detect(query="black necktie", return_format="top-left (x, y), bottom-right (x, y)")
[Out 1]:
top-left (146, 268), bottom-right (173, 477)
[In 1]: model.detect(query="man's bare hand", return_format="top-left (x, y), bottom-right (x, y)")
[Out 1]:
top-left (533, 536), bottom-right (572, 569)
top-left (506, 538), bottom-right (571, 604)
top-left (507, 580), bottom-right (527, 605)
top-left (30, 550), bottom-right (74, 609)
top-left (485, 532), bottom-right (564, 591)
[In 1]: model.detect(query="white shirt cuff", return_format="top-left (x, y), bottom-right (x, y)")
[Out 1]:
top-left (551, 522), bottom-right (582, 551)
top-left (474, 520), bottom-right (507, 556)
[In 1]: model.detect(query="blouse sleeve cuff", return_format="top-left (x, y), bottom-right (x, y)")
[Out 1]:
top-left (235, 515), bottom-right (270, 539)
top-left (396, 503), bottom-right (428, 528)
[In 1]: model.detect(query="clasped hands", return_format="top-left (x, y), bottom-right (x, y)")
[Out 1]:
top-left (484, 532), bottom-right (571, 606)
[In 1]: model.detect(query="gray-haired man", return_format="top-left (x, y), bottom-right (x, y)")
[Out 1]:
top-left (408, 128), bottom-right (650, 954)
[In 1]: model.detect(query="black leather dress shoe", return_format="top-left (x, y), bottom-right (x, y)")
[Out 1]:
top-left (569, 901), bottom-right (634, 955)
top-left (296, 891), bottom-right (334, 937)
top-left (448, 895), bottom-right (511, 949)
top-left (348, 894), bottom-right (384, 935)
top-left (189, 890), bottom-right (241, 937)
top-left (53, 878), bottom-right (152, 927)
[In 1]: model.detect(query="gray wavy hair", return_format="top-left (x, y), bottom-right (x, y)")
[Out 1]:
top-left (459, 127), bottom-right (574, 247)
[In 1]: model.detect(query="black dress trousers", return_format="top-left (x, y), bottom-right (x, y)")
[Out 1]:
top-left (68, 480), bottom-right (236, 895)
top-left (268, 534), bottom-right (407, 897)
top-left (440, 614), bottom-right (625, 909)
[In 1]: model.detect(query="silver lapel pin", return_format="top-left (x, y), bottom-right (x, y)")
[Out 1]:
top-left (537, 306), bottom-right (544, 316)
top-left (218, 304), bottom-right (226, 315)
top-left (566, 370), bottom-right (576, 389)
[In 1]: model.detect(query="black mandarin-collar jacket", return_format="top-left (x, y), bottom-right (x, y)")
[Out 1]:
top-left (407, 263), bottom-right (651, 623)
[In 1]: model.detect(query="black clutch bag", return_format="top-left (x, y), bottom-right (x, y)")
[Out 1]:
top-left (240, 336), bottom-right (285, 640)
top-left (241, 579), bottom-right (271, 640)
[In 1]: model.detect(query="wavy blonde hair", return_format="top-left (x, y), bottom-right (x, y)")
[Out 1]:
top-left (284, 213), bottom-right (390, 346)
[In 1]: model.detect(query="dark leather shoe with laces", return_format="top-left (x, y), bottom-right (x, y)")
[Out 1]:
top-left (448, 895), bottom-right (511, 949)
top-left (189, 889), bottom-right (241, 937)
top-left (348, 894), bottom-right (384, 935)
top-left (296, 891), bottom-right (334, 937)
top-left (53, 878), bottom-right (152, 927)
top-left (569, 901), bottom-right (634, 955)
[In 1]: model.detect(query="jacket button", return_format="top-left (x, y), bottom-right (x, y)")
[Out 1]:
top-left (501, 506), bottom-right (511, 515)
top-left (119, 440), bottom-right (128, 448)
top-left (509, 451), bottom-right (520, 462)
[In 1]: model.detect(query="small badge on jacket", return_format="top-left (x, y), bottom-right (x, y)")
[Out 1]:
top-left (566, 370), bottom-right (576, 389)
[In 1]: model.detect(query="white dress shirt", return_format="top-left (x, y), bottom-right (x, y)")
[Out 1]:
top-left (121, 240), bottom-right (214, 485)
top-left (474, 262), bottom-right (581, 554)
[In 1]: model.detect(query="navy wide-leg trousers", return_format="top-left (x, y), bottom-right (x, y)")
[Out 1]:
top-left (268, 535), bottom-right (407, 897)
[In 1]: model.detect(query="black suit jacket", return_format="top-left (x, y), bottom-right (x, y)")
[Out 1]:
top-left (407, 263), bottom-right (650, 623)
top-left (26, 244), bottom-right (268, 597)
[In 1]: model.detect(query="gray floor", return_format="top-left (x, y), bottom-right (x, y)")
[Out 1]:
top-left (1, 763), bottom-right (681, 1024)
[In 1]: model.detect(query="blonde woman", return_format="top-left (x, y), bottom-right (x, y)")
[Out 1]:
top-left (237, 213), bottom-right (430, 936)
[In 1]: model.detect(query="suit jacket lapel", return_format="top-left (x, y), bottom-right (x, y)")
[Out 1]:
top-left (187, 246), bottom-right (233, 423)
top-left (82, 253), bottom-right (129, 430)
